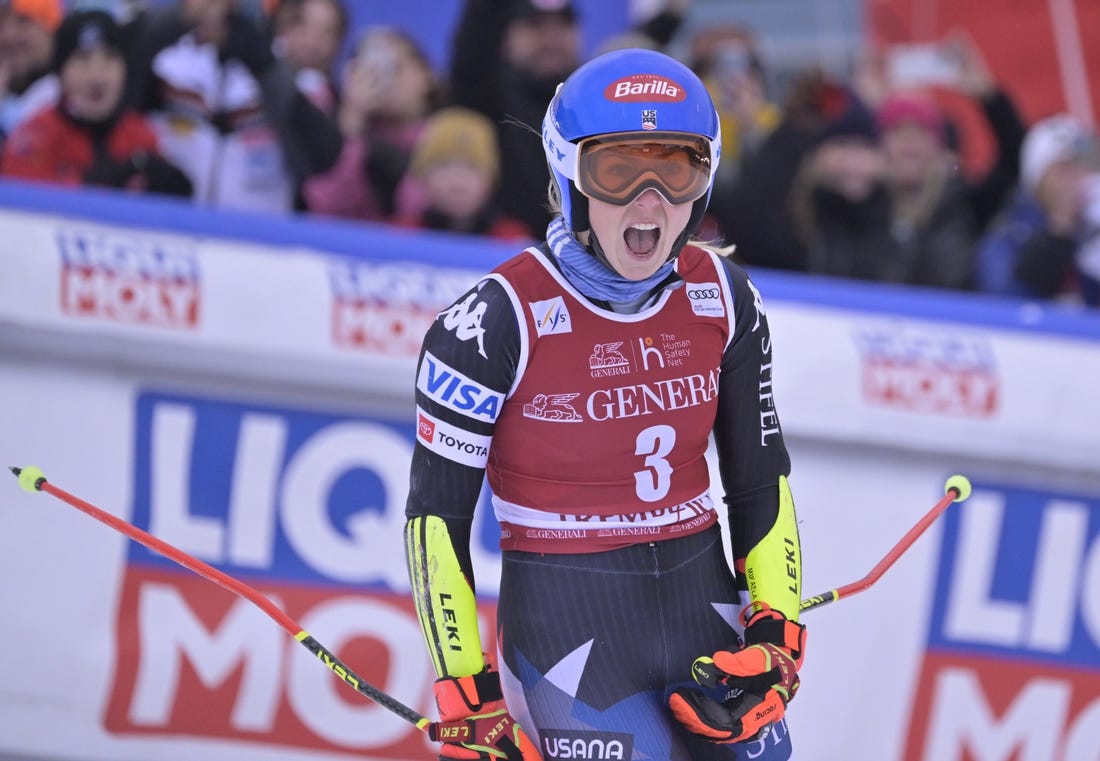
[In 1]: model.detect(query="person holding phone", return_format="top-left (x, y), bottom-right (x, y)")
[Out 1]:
top-left (303, 25), bottom-right (443, 222)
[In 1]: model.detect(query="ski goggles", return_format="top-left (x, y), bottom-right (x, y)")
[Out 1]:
top-left (575, 132), bottom-right (714, 206)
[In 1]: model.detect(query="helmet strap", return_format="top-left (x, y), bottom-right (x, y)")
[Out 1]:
top-left (568, 182), bottom-right (589, 233)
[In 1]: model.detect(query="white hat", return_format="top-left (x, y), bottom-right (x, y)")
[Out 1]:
top-left (1020, 114), bottom-right (1097, 192)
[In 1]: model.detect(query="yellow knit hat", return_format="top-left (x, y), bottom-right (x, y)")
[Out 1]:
top-left (410, 107), bottom-right (500, 181)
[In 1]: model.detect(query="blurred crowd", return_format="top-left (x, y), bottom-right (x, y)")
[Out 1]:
top-left (1, 0), bottom-right (1098, 307)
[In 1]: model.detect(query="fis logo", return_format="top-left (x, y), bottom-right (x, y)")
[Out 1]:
top-left (685, 282), bottom-right (724, 317)
top-left (417, 351), bottom-right (503, 422)
top-left (531, 296), bottom-right (572, 337)
top-left (905, 482), bottom-right (1100, 761)
top-left (57, 226), bottom-right (199, 328)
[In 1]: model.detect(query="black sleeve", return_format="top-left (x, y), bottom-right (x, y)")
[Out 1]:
top-left (449, 0), bottom-right (511, 118)
top-left (406, 277), bottom-right (523, 524)
top-left (968, 88), bottom-right (1027, 232)
top-left (256, 61), bottom-right (344, 185)
top-left (711, 257), bottom-right (793, 561)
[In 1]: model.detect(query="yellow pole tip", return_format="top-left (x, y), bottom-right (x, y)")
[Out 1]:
top-left (944, 475), bottom-right (972, 502)
top-left (15, 465), bottom-right (46, 493)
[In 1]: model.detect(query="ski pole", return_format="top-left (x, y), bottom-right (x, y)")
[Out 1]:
top-left (800, 474), bottom-right (972, 612)
top-left (9, 465), bottom-right (432, 734)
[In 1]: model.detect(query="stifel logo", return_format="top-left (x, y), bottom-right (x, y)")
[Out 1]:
top-left (604, 74), bottom-right (685, 102)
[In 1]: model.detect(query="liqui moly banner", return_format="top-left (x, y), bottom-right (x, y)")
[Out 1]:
top-left (104, 389), bottom-right (502, 760)
top-left (905, 483), bottom-right (1100, 761)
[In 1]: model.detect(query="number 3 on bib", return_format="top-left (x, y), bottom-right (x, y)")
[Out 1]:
top-left (634, 424), bottom-right (675, 502)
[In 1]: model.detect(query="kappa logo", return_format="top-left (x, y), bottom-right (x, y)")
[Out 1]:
top-left (686, 281), bottom-right (724, 317)
top-left (530, 296), bottom-right (572, 337)
top-left (589, 342), bottom-right (630, 377)
top-left (441, 291), bottom-right (488, 358)
top-left (522, 393), bottom-right (582, 422)
top-left (746, 277), bottom-right (765, 332)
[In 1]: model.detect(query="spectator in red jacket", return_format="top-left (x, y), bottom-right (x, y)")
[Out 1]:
top-left (1, 9), bottom-right (191, 196)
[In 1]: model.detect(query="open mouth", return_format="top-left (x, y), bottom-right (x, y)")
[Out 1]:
top-left (624, 223), bottom-right (661, 257)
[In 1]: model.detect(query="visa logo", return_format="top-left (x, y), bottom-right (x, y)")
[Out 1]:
top-left (417, 352), bottom-right (503, 422)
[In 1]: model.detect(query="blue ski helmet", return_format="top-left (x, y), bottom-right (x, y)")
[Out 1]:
top-left (542, 48), bottom-right (721, 245)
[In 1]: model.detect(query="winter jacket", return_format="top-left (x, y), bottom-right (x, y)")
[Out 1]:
top-left (975, 191), bottom-right (1100, 306)
top-left (1, 103), bottom-right (191, 196)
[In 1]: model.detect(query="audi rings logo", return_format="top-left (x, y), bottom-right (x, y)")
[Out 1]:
top-left (687, 288), bottom-right (719, 299)
top-left (686, 281), bottom-right (724, 317)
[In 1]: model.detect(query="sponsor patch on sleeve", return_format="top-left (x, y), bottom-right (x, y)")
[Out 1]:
top-left (415, 408), bottom-right (492, 468)
top-left (416, 351), bottom-right (504, 423)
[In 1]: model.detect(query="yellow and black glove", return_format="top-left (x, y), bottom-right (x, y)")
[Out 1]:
top-left (429, 665), bottom-right (541, 761)
top-left (669, 603), bottom-right (806, 744)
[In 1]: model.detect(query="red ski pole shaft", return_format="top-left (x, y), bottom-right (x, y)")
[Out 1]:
top-left (800, 475), bottom-right (972, 613)
top-left (10, 465), bottom-right (431, 733)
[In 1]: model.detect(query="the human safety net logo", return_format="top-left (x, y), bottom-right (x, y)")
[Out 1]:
top-left (105, 391), bottom-right (501, 759)
top-left (57, 225), bottom-right (200, 328)
top-left (904, 482), bottom-right (1100, 761)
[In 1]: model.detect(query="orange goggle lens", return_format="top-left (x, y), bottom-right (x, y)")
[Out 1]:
top-left (576, 132), bottom-right (712, 205)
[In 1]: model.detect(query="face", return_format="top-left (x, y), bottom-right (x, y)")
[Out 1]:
top-left (181, 0), bottom-right (232, 42)
top-left (504, 14), bottom-right (579, 80)
top-left (423, 161), bottom-right (494, 221)
top-left (587, 189), bottom-right (694, 281)
top-left (278, 0), bottom-right (344, 73)
top-left (60, 47), bottom-right (126, 122)
top-left (354, 34), bottom-right (434, 119)
top-left (1036, 160), bottom-right (1089, 213)
top-left (881, 122), bottom-right (944, 187)
top-left (0, 10), bottom-right (54, 87)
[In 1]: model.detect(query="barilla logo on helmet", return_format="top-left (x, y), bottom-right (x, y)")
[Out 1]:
top-left (605, 74), bottom-right (686, 102)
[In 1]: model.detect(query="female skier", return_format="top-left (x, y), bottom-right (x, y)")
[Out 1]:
top-left (405, 47), bottom-right (806, 761)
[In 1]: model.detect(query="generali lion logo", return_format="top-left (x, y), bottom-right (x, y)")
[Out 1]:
top-left (604, 74), bottom-right (686, 102)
